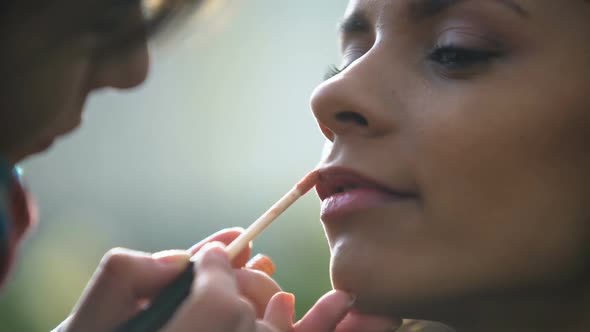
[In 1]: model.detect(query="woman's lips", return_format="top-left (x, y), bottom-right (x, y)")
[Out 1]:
top-left (316, 167), bottom-right (415, 221)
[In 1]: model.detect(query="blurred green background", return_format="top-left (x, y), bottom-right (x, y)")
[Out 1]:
top-left (0, 1), bottom-right (346, 330)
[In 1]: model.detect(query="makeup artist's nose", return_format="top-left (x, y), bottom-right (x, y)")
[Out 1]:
top-left (90, 3), bottom-right (149, 90)
top-left (310, 53), bottom-right (396, 141)
top-left (91, 42), bottom-right (149, 90)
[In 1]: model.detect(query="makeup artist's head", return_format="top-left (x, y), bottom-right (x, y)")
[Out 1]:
top-left (0, 1), bottom-right (192, 164)
top-left (312, 0), bottom-right (590, 330)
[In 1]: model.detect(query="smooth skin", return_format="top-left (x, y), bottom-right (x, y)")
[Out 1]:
top-left (311, 0), bottom-right (590, 331)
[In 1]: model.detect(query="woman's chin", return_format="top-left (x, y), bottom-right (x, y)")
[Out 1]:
top-left (330, 255), bottom-right (448, 320)
top-left (330, 256), bottom-right (397, 314)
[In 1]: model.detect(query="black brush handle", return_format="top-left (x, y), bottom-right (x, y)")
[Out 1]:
top-left (114, 261), bottom-right (195, 332)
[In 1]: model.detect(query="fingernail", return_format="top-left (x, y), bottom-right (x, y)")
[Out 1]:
top-left (245, 254), bottom-right (276, 276)
top-left (285, 292), bottom-right (295, 305)
top-left (283, 292), bottom-right (296, 319)
top-left (153, 250), bottom-right (190, 268)
top-left (269, 292), bottom-right (296, 321)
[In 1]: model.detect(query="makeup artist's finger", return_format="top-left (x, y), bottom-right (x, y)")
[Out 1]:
top-left (187, 228), bottom-right (244, 253)
top-left (235, 268), bottom-right (282, 318)
top-left (188, 227), bottom-right (252, 267)
top-left (63, 248), bottom-right (190, 332)
top-left (262, 292), bottom-right (296, 330)
top-left (246, 254), bottom-right (276, 276)
top-left (164, 244), bottom-right (257, 331)
top-left (334, 311), bottom-right (402, 332)
top-left (293, 290), bottom-right (353, 332)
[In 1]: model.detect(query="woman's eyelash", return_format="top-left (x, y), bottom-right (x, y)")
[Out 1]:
top-left (323, 46), bottom-right (499, 80)
top-left (324, 64), bottom-right (344, 80)
top-left (428, 45), bottom-right (501, 69)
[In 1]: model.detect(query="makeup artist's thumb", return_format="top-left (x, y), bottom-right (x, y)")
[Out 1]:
top-left (293, 290), bottom-right (353, 332)
top-left (61, 248), bottom-right (190, 332)
top-left (294, 290), bottom-right (402, 332)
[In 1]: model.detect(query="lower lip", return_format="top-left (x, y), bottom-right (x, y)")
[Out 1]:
top-left (320, 188), bottom-right (408, 222)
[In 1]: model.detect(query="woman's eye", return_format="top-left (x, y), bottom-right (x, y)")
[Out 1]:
top-left (428, 45), bottom-right (500, 71)
top-left (323, 65), bottom-right (344, 80)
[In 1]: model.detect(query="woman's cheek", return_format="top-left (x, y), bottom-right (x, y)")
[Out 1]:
top-left (416, 80), bottom-right (590, 281)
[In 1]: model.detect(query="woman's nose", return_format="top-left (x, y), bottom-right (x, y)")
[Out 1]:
top-left (91, 41), bottom-right (149, 90)
top-left (310, 53), bottom-right (397, 142)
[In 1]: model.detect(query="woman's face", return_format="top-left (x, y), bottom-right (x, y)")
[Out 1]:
top-left (312, 0), bottom-right (590, 321)
top-left (0, 1), bottom-right (149, 163)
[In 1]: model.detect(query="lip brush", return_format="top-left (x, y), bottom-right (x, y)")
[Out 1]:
top-left (115, 170), bottom-right (320, 332)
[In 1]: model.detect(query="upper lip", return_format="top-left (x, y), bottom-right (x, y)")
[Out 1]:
top-left (316, 167), bottom-right (415, 201)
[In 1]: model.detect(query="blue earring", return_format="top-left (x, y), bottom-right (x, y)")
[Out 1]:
top-left (0, 158), bottom-right (13, 257)
top-left (0, 159), bottom-right (12, 237)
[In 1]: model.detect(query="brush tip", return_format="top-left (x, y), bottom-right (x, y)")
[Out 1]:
top-left (295, 170), bottom-right (320, 194)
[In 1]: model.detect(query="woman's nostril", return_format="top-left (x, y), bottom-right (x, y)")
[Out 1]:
top-left (336, 111), bottom-right (369, 126)
top-left (319, 124), bottom-right (335, 141)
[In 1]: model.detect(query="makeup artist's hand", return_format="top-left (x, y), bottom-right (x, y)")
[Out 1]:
top-left (165, 242), bottom-right (401, 332)
top-left (187, 228), bottom-right (283, 318)
top-left (186, 231), bottom-right (401, 332)
top-left (167, 230), bottom-right (401, 332)
top-left (51, 228), bottom-right (282, 332)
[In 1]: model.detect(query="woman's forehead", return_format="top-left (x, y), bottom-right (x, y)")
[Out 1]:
top-left (344, 0), bottom-right (525, 16)
top-left (343, 0), bottom-right (588, 19)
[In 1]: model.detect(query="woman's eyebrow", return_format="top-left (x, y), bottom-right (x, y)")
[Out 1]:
top-left (338, 0), bottom-right (528, 36)
top-left (408, 0), bottom-right (529, 19)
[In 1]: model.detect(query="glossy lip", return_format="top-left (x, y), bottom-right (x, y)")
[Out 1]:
top-left (316, 167), bottom-right (416, 221)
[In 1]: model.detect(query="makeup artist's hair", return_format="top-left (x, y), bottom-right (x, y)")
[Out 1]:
top-left (1, 0), bottom-right (204, 41)
top-left (0, 0), bottom-right (204, 76)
